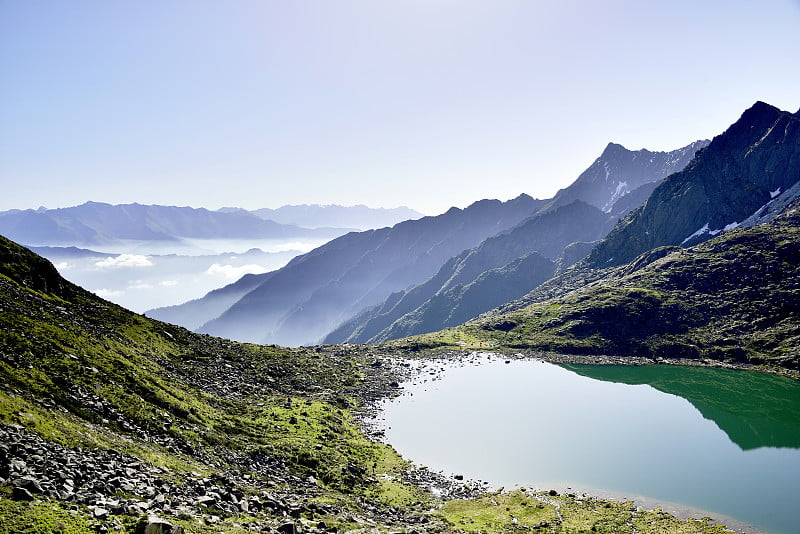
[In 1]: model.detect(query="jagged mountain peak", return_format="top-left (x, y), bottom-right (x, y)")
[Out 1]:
top-left (543, 138), bottom-right (709, 215)
top-left (599, 141), bottom-right (629, 158)
top-left (584, 101), bottom-right (800, 268)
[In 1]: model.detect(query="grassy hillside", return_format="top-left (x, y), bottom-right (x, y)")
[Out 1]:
top-left (411, 204), bottom-right (800, 369)
top-left (0, 234), bottom-right (740, 533)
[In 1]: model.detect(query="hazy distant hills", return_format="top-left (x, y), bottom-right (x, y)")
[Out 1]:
top-left (193, 195), bottom-right (543, 345)
top-left (585, 101), bottom-right (800, 268)
top-left (146, 272), bottom-right (270, 330)
top-left (324, 141), bottom-right (709, 344)
top-left (325, 200), bottom-right (610, 344)
top-left (153, 138), bottom-right (708, 345)
top-left (0, 202), bottom-right (349, 247)
top-left (219, 204), bottom-right (423, 230)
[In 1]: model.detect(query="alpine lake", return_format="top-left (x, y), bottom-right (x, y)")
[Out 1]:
top-left (371, 355), bottom-right (800, 534)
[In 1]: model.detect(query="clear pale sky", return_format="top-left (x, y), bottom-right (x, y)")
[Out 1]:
top-left (1, 1), bottom-right (798, 216)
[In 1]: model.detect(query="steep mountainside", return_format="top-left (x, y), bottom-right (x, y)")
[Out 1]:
top-left (0, 233), bottom-right (455, 532)
top-left (416, 200), bottom-right (800, 368)
top-left (544, 140), bottom-right (709, 213)
top-left (0, 202), bottom-right (345, 246)
top-left (197, 195), bottom-right (544, 345)
top-left (585, 102), bottom-right (800, 267)
top-left (373, 252), bottom-right (555, 343)
top-left (324, 139), bottom-right (709, 345)
top-left (326, 201), bottom-right (610, 344)
top-left (146, 272), bottom-right (270, 330)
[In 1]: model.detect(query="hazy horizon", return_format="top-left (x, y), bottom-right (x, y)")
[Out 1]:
top-left (2, 1), bottom-right (799, 215)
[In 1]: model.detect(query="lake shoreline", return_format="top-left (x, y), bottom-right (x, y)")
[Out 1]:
top-left (359, 348), bottom-right (795, 534)
top-left (379, 345), bottom-right (800, 380)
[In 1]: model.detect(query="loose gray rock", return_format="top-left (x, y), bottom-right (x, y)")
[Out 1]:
top-left (11, 486), bottom-right (35, 501)
top-left (137, 516), bottom-right (184, 534)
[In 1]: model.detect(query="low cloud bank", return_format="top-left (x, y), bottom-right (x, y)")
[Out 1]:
top-left (206, 263), bottom-right (268, 279)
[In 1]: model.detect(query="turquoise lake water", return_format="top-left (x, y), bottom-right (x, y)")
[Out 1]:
top-left (375, 356), bottom-right (800, 534)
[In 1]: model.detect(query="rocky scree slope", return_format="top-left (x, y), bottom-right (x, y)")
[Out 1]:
top-left (0, 235), bottom-right (739, 534)
top-left (0, 233), bottom-right (443, 533)
top-left (420, 200), bottom-right (800, 368)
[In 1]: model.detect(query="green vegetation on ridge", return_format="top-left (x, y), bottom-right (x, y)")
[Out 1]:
top-left (409, 204), bottom-right (800, 369)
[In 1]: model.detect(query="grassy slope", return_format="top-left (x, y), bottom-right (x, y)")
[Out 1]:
top-left (408, 208), bottom-right (800, 369)
top-left (0, 235), bottom-right (739, 533)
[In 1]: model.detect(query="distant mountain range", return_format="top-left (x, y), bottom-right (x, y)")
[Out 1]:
top-left (151, 137), bottom-right (709, 345)
top-left (187, 195), bottom-right (544, 345)
top-left (0, 202), bottom-right (349, 247)
top-left (324, 139), bottom-right (711, 344)
top-left (219, 204), bottom-right (423, 230)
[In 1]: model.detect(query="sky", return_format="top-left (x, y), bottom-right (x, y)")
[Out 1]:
top-left (1, 0), bottom-right (799, 216)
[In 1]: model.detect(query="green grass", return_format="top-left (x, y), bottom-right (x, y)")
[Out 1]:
top-left (439, 490), bottom-right (734, 534)
top-left (0, 499), bottom-right (94, 534)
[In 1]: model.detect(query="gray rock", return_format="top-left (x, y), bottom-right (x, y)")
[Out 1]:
top-left (196, 495), bottom-right (216, 507)
top-left (277, 522), bottom-right (298, 534)
top-left (13, 475), bottom-right (43, 494)
top-left (11, 486), bottom-right (35, 501)
top-left (137, 516), bottom-right (185, 534)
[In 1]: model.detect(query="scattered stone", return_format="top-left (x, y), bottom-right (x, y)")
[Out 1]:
top-left (11, 486), bottom-right (35, 501)
top-left (136, 516), bottom-right (184, 534)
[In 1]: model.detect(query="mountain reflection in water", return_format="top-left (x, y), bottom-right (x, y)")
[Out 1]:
top-left (560, 364), bottom-right (800, 450)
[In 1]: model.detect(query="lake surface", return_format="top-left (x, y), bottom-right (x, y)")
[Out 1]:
top-left (374, 355), bottom-right (800, 534)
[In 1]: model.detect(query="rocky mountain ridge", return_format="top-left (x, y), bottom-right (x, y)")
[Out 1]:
top-left (544, 139), bottom-right (710, 213)
top-left (155, 139), bottom-right (707, 346)
top-left (584, 101), bottom-right (800, 268)
top-left (323, 140), bottom-right (710, 345)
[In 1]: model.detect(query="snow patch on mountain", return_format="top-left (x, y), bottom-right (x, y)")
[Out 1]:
top-left (682, 223), bottom-right (710, 244)
top-left (602, 181), bottom-right (629, 213)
